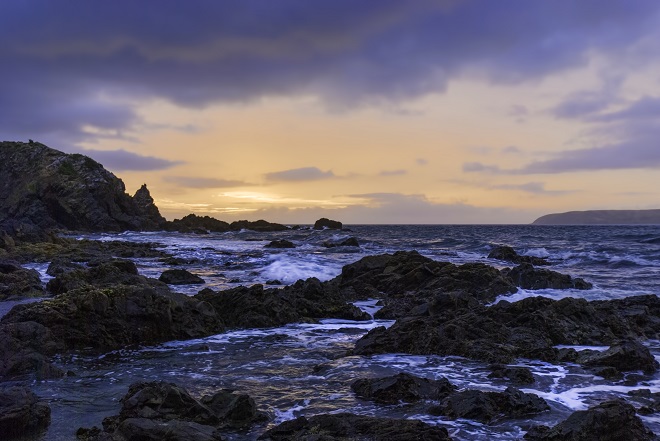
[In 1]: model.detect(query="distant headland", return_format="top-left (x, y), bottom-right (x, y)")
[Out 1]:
top-left (533, 209), bottom-right (660, 225)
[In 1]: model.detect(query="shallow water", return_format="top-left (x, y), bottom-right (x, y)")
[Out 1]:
top-left (6, 225), bottom-right (660, 439)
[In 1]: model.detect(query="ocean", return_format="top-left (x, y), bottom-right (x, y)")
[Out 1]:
top-left (10, 224), bottom-right (660, 440)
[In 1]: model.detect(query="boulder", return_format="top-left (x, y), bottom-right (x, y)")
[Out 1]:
top-left (78, 381), bottom-right (265, 440)
top-left (0, 321), bottom-right (64, 381)
top-left (258, 413), bottom-right (451, 440)
top-left (0, 386), bottom-right (51, 439)
top-left (159, 269), bottom-right (205, 285)
top-left (0, 260), bottom-right (44, 300)
top-left (505, 263), bottom-right (592, 290)
top-left (487, 364), bottom-right (536, 385)
top-left (488, 245), bottom-right (549, 266)
top-left (265, 240), bottom-right (296, 249)
top-left (351, 372), bottom-right (456, 404)
top-left (165, 214), bottom-right (230, 233)
top-left (46, 259), bottom-right (149, 294)
top-left (313, 218), bottom-right (343, 230)
top-left (524, 399), bottom-right (655, 440)
top-left (430, 387), bottom-right (549, 423)
top-left (577, 339), bottom-right (658, 374)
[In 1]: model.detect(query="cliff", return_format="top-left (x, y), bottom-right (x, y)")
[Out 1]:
top-left (533, 209), bottom-right (660, 225)
top-left (0, 141), bottom-right (166, 239)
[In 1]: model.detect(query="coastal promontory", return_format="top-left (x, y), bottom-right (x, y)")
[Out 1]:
top-left (0, 141), bottom-right (166, 239)
top-left (533, 209), bottom-right (660, 225)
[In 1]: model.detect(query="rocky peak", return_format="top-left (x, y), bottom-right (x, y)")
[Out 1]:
top-left (0, 141), bottom-right (167, 240)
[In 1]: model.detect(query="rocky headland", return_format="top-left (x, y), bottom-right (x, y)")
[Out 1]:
top-left (533, 209), bottom-right (660, 225)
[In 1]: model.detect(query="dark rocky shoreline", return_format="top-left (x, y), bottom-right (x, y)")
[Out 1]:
top-left (0, 141), bottom-right (658, 440)
top-left (1, 240), bottom-right (658, 439)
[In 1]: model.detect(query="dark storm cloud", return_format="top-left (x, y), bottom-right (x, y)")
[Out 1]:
top-left (84, 149), bottom-right (183, 171)
top-left (1, 0), bottom-right (658, 144)
top-left (265, 167), bottom-right (335, 182)
top-left (164, 176), bottom-right (254, 189)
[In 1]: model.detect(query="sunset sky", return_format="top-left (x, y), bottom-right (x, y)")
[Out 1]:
top-left (3, 1), bottom-right (660, 224)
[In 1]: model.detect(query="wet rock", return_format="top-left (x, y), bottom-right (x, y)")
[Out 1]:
top-left (265, 239), bottom-right (295, 249)
top-left (2, 284), bottom-right (224, 354)
top-left (577, 339), bottom-right (658, 374)
top-left (46, 259), bottom-right (148, 294)
top-left (488, 364), bottom-right (536, 385)
top-left (313, 218), bottom-right (343, 230)
top-left (196, 278), bottom-right (370, 329)
top-left (323, 237), bottom-right (360, 248)
top-left (258, 413), bottom-right (451, 440)
top-left (165, 213), bottom-right (230, 233)
top-left (351, 372), bottom-right (456, 404)
top-left (333, 251), bottom-right (517, 304)
top-left (78, 381), bottom-right (264, 440)
top-left (0, 230), bottom-right (15, 251)
top-left (0, 386), bottom-right (51, 439)
top-left (354, 294), bottom-right (660, 366)
top-left (230, 219), bottom-right (289, 232)
top-left (46, 258), bottom-right (85, 276)
top-left (0, 321), bottom-right (64, 381)
top-left (488, 245), bottom-right (550, 266)
top-left (505, 263), bottom-right (592, 290)
top-left (430, 387), bottom-right (549, 423)
top-left (159, 269), bottom-right (205, 285)
top-left (201, 389), bottom-right (267, 428)
top-left (524, 399), bottom-right (655, 440)
top-left (628, 389), bottom-right (660, 415)
top-left (0, 260), bottom-right (44, 300)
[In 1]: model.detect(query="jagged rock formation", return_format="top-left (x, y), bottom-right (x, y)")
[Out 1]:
top-left (0, 141), bottom-right (166, 240)
top-left (533, 209), bottom-right (660, 225)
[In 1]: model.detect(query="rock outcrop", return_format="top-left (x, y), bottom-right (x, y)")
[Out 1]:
top-left (0, 141), bottom-right (166, 240)
top-left (0, 386), bottom-right (51, 440)
top-left (351, 372), bottom-right (456, 404)
top-left (313, 218), bottom-right (343, 230)
top-left (524, 399), bottom-right (655, 440)
top-left (259, 413), bottom-right (452, 440)
top-left (488, 245), bottom-right (549, 266)
top-left (0, 260), bottom-right (44, 300)
top-left (77, 381), bottom-right (266, 441)
top-left (429, 387), bottom-right (549, 423)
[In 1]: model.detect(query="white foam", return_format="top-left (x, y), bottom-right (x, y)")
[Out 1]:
top-left (525, 248), bottom-right (551, 258)
top-left (273, 400), bottom-right (311, 423)
top-left (261, 255), bottom-right (342, 283)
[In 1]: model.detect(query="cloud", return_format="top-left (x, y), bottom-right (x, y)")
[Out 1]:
top-left (463, 162), bottom-right (502, 173)
top-left (587, 95), bottom-right (660, 122)
top-left (2, 1), bottom-right (659, 143)
top-left (379, 169), bottom-right (407, 176)
top-left (187, 192), bottom-right (538, 224)
top-left (81, 149), bottom-right (183, 171)
top-left (416, 158), bottom-right (428, 166)
top-left (264, 166), bottom-right (335, 182)
top-left (550, 73), bottom-right (624, 120)
top-left (491, 182), bottom-right (570, 195)
top-left (164, 176), bottom-right (253, 188)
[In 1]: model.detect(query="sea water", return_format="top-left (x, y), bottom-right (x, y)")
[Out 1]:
top-left (6, 225), bottom-right (660, 440)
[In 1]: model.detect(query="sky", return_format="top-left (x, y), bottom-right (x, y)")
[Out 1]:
top-left (2, 0), bottom-right (660, 224)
